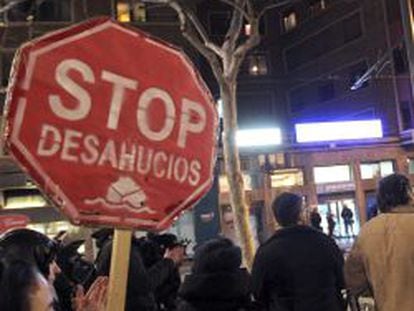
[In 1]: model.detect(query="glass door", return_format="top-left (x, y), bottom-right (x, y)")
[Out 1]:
top-left (318, 197), bottom-right (360, 238)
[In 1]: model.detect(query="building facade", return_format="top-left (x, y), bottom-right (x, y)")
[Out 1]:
top-left (217, 0), bottom-right (414, 243)
top-left (1, 0), bottom-right (414, 246)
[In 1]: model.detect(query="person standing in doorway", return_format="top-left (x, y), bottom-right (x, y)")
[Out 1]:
top-left (341, 205), bottom-right (354, 237)
top-left (327, 212), bottom-right (336, 238)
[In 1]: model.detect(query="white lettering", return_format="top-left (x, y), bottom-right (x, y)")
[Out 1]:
top-left (80, 134), bottom-right (100, 165)
top-left (49, 59), bottom-right (94, 121)
top-left (178, 99), bottom-right (206, 148)
top-left (174, 157), bottom-right (189, 183)
top-left (153, 151), bottom-right (168, 178)
top-left (188, 160), bottom-right (201, 186)
top-left (98, 140), bottom-right (117, 168)
top-left (61, 129), bottom-right (82, 162)
top-left (102, 70), bottom-right (138, 130)
top-left (118, 142), bottom-right (137, 171)
top-left (137, 87), bottom-right (175, 142)
top-left (37, 124), bottom-right (62, 156)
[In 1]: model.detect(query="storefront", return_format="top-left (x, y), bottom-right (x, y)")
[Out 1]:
top-left (217, 143), bottom-right (414, 242)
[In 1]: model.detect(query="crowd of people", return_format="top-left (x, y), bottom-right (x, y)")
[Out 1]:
top-left (1, 172), bottom-right (413, 310)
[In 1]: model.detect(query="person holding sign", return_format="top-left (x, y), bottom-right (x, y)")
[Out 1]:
top-left (95, 233), bottom-right (185, 311)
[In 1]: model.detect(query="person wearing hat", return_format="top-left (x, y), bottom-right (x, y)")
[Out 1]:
top-left (251, 192), bottom-right (345, 311)
top-left (177, 238), bottom-right (251, 311)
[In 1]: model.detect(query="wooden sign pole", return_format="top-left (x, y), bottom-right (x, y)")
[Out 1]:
top-left (106, 229), bottom-right (132, 311)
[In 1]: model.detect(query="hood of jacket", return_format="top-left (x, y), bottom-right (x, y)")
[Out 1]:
top-left (178, 268), bottom-right (251, 310)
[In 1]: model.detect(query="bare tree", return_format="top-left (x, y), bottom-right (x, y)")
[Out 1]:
top-left (144, 0), bottom-right (290, 268)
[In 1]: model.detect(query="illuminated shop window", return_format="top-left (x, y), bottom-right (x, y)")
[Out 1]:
top-left (360, 161), bottom-right (394, 180)
top-left (219, 174), bottom-right (252, 193)
top-left (314, 165), bottom-right (352, 184)
top-left (270, 169), bottom-right (304, 188)
top-left (5, 193), bottom-right (47, 209)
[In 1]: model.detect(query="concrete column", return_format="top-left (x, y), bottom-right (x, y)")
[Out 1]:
top-left (263, 172), bottom-right (277, 239)
top-left (303, 163), bottom-right (318, 206)
top-left (396, 154), bottom-right (409, 174)
top-left (352, 161), bottom-right (367, 224)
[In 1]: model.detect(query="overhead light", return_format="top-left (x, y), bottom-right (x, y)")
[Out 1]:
top-left (236, 128), bottom-right (282, 147)
top-left (295, 119), bottom-right (383, 143)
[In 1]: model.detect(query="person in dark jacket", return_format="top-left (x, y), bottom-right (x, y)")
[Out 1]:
top-left (251, 192), bottom-right (345, 311)
top-left (95, 234), bottom-right (183, 311)
top-left (177, 238), bottom-right (251, 311)
top-left (310, 208), bottom-right (322, 231)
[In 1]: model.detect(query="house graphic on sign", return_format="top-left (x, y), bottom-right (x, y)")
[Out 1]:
top-left (84, 177), bottom-right (156, 214)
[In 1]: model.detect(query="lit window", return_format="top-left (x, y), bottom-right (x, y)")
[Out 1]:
top-left (283, 11), bottom-right (297, 32)
top-left (248, 55), bottom-right (268, 76)
top-left (314, 165), bottom-right (352, 184)
top-left (132, 2), bottom-right (146, 22)
top-left (270, 169), bottom-right (304, 188)
top-left (117, 2), bottom-right (131, 23)
top-left (219, 174), bottom-right (252, 193)
top-left (244, 24), bottom-right (252, 36)
top-left (5, 194), bottom-right (47, 209)
top-left (361, 161), bottom-right (394, 179)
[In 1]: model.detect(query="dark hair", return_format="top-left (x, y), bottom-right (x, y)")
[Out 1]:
top-left (272, 192), bottom-right (303, 227)
top-left (0, 229), bottom-right (57, 278)
top-left (192, 238), bottom-right (241, 273)
top-left (377, 173), bottom-right (412, 213)
top-left (0, 259), bottom-right (39, 311)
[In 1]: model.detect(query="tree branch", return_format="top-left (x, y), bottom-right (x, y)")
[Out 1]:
top-left (168, 1), bottom-right (225, 84)
top-left (222, 0), bottom-right (246, 53)
top-left (225, 17), bottom-right (260, 76)
top-left (184, 7), bottom-right (224, 57)
top-left (218, 0), bottom-right (251, 21)
top-left (234, 18), bottom-right (260, 57)
top-left (246, 0), bottom-right (254, 17)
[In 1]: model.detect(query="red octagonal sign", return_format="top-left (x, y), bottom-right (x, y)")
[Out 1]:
top-left (4, 18), bottom-right (218, 231)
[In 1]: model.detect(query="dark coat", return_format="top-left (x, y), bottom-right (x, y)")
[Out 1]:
top-left (251, 225), bottom-right (345, 311)
top-left (96, 240), bottom-right (176, 311)
top-left (177, 268), bottom-right (252, 311)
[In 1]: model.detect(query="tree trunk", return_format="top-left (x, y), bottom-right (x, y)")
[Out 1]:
top-left (220, 79), bottom-right (255, 269)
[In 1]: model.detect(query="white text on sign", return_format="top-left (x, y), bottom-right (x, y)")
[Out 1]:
top-left (33, 58), bottom-right (208, 187)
